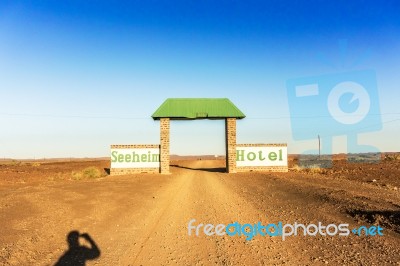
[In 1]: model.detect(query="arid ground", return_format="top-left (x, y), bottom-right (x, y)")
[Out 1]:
top-left (0, 157), bottom-right (399, 265)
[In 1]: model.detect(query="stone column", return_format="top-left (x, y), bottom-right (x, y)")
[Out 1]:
top-left (160, 118), bottom-right (170, 174)
top-left (225, 118), bottom-right (237, 173)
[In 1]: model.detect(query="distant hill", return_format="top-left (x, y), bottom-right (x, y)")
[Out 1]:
top-left (170, 155), bottom-right (225, 160)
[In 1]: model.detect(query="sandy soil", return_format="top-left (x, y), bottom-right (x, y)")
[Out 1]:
top-left (0, 159), bottom-right (399, 265)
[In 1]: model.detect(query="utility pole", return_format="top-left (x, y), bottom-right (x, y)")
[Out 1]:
top-left (318, 135), bottom-right (321, 160)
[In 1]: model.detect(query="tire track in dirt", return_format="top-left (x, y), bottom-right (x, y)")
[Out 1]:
top-left (120, 161), bottom-right (218, 265)
top-left (120, 161), bottom-right (297, 265)
top-left (121, 169), bottom-right (193, 265)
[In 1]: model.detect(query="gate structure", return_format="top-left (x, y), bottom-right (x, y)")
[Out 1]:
top-left (152, 98), bottom-right (245, 174)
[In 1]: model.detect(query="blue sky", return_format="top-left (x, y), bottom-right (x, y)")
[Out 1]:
top-left (1, 0), bottom-right (399, 158)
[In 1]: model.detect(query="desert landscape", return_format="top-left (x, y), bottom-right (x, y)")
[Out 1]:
top-left (2, 1), bottom-right (399, 265)
top-left (0, 155), bottom-right (399, 265)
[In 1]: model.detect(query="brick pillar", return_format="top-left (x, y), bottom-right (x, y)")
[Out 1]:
top-left (160, 118), bottom-right (170, 174)
top-left (225, 118), bottom-right (236, 173)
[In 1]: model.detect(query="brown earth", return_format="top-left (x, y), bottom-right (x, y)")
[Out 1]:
top-left (0, 158), bottom-right (399, 265)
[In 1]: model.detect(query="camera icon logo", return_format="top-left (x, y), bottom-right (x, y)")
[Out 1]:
top-left (327, 81), bottom-right (371, 125)
top-left (287, 69), bottom-right (382, 167)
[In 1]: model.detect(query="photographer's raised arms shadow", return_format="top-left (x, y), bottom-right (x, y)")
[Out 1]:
top-left (55, 231), bottom-right (101, 266)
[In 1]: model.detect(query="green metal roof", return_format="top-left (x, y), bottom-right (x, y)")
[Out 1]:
top-left (152, 98), bottom-right (245, 120)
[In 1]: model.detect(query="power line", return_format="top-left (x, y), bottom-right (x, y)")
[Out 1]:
top-left (246, 113), bottom-right (400, 120)
top-left (319, 118), bottom-right (400, 138)
top-left (0, 112), bottom-right (399, 120)
top-left (0, 113), bottom-right (149, 120)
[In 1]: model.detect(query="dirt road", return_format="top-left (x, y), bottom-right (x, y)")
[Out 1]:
top-left (0, 160), bottom-right (399, 265)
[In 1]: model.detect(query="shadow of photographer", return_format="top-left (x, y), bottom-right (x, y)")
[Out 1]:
top-left (55, 231), bottom-right (101, 266)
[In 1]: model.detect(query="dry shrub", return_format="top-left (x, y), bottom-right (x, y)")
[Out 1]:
top-left (10, 160), bottom-right (21, 166)
top-left (308, 165), bottom-right (330, 174)
top-left (291, 165), bottom-right (302, 172)
top-left (384, 154), bottom-right (399, 161)
top-left (291, 164), bottom-right (328, 174)
top-left (309, 167), bottom-right (322, 173)
top-left (72, 167), bottom-right (102, 180)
